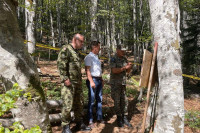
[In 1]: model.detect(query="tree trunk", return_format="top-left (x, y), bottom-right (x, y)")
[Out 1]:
top-left (25, 0), bottom-right (36, 56)
top-left (90, 0), bottom-right (97, 40)
top-left (56, 3), bottom-right (61, 47)
top-left (148, 0), bottom-right (184, 132)
top-left (40, 0), bottom-right (44, 42)
top-left (111, 6), bottom-right (117, 51)
top-left (106, 19), bottom-right (111, 59)
top-left (133, 0), bottom-right (136, 45)
top-left (0, 0), bottom-right (51, 132)
top-left (49, 0), bottom-right (55, 47)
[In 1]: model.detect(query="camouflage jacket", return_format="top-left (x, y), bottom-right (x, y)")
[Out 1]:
top-left (57, 44), bottom-right (82, 85)
top-left (110, 54), bottom-right (128, 85)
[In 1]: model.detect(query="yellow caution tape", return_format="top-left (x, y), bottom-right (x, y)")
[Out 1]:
top-left (79, 52), bottom-right (87, 56)
top-left (131, 62), bottom-right (141, 66)
top-left (182, 74), bottom-right (200, 80)
top-left (100, 57), bottom-right (108, 60)
top-left (25, 40), bottom-right (200, 81)
top-left (36, 43), bottom-right (60, 51)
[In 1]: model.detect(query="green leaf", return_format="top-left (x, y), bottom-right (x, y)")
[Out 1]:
top-left (5, 128), bottom-right (10, 133)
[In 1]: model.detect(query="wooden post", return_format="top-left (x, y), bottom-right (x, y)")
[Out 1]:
top-left (141, 42), bottom-right (158, 133)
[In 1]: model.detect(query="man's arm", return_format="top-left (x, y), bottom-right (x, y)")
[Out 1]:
top-left (85, 66), bottom-right (95, 88)
top-left (111, 67), bottom-right (126, 74)
top-left (57, 47), bottom-right (71, 86)
top-left (111, 63), bottom-right (132, 74)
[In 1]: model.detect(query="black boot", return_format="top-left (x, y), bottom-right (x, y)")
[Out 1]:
top-left (76, 121), bottom-right (91, 131)
top-left (123, 115), bottom-right (132, 127)
top-left (117, 115), bottom-right (124, 127)
top-left (62, 125), bottom-right (72, 133)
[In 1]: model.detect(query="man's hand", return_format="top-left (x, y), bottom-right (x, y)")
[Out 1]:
top-left (90, 81), bottom-right (96, 89)
top-left (125, 62), bottom-right (132, 70)
top-left (64, 79), bottom-right (71, 86)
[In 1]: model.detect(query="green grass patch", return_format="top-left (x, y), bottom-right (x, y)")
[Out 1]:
top-left (41, 81), bottom-right (61, 100)
top-left (126, 87), bottom-right (139, 97)
top-left (185, 110), bottom-right (200, 130)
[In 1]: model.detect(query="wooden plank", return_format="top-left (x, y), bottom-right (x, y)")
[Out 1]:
top-left (141, 42), bottom-right (158, 133)
top-left (139, 49), bottom-right (153, 88)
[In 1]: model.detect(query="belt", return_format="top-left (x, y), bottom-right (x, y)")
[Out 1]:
top-left (92, 76), bottom-right (102, 80)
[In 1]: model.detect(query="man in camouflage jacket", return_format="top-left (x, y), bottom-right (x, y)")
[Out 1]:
top-left (110, 45), bottom-right (133, 128)
top-left (57, 34), bottom-right (91, 133)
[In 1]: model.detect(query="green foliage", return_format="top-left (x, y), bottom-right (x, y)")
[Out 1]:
top-left (180, 0), bottom-right (200, 13)
top-left (0, 83), bottom-right (23, 116)
top-left (185, 110), bottom-right (200, 130)
top-left (0, 83), bottom-right (34, 116)
top-left (36, 50), bottom-right (58, 61)
top-left (0, 84), bottom-right (42, 132)
top-left (23, 92), bottom-right (32, 102)
top-left (0, 122), bottom-right (42, 133)
top-left (102, 74), bottom-right (109, 81)
top-left (126, 87), bottom-right (138, 97)
top-left (130, 77), bottom-right (139, 87)
top-left (41, 81), bottom-right (61, 100)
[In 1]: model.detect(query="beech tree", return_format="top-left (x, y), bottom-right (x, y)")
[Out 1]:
top-left (148, 0), bottom-right (184, 132)
top-left (0, 0), bottom-right (51, 132)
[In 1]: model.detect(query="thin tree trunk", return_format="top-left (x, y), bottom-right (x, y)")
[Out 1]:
top-left (56, 3), bottom-right (61, 47)
top-left (49, 0), bottom-right (55, 47)
top-left (106, 19), bottom-right (111, 59)
top-left (133, 0), bottom-right (136, 45)
top-left (40, 0), bottom-right (44, 42)
top-left (25, 0), bottom-right (36, 57)
top-left (111, 1), bottom-right (117, 51)
top-left (90, 0), bottom-right (98, 40)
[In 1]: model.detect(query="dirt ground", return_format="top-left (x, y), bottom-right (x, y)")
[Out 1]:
top-left (38, 61), bottom-right (200, 133)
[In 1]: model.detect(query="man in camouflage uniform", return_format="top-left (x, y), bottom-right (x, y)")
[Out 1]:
top-left (57, 34), bottom-right (91, 133)
top-left (110, 45), bottom-right (133, 127)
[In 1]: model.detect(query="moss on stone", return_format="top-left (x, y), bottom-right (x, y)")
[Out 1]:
top-left (26, 75), bottom-right (45, 101)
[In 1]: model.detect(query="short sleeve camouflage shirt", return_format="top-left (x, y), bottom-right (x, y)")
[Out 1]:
top-left (110, 54), bottom-right (128, 85)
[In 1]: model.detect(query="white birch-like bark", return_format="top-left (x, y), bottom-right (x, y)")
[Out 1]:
top-left (56, 3), bottom-right (61, 46)
top-left (90, 0), bottom-right (97, 40)
top-left (0, 0), bottom-right (50, 132)
top-left (133, 0), bottom-right (136, 43)
top-left (39, 0), bottom-right (44, 41)
top-left (111, 6), bottom-right (117, 51)
top-left (149, 0), bottom-right (184, 132)
top-left (25, 0), bottom-right (36, 55)
top-left (49, 0), bottom-right (55, 47)
top-left (106, 19), bottom-right (111, 58)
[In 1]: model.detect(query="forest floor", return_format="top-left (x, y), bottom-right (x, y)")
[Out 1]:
top-left (37, 60), bottom-right (200, 133)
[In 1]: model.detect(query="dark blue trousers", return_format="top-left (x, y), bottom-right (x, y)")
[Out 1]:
top-left (86, 77), bottom-right (103, 123)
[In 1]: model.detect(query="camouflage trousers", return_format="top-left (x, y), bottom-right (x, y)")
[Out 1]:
top-left (61, 83), bottom-right (84, 126)
top-left (111, 84), bottom-right (128, 117)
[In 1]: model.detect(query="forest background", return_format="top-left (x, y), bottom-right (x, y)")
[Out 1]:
top-left (0, 0), bottom-right (200, 132)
